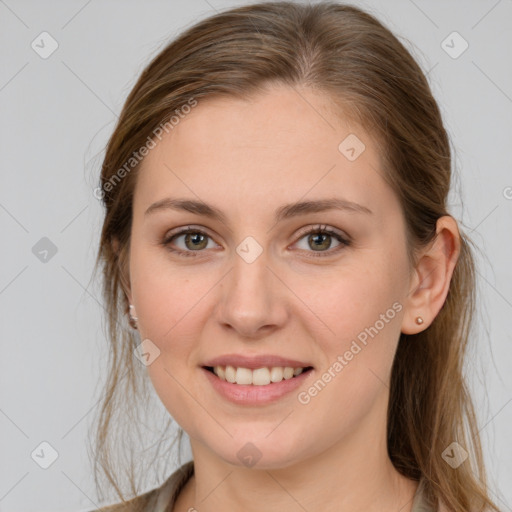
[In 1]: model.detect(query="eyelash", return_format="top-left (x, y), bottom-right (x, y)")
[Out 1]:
top-left (161, 224), bottom-right (351, 259)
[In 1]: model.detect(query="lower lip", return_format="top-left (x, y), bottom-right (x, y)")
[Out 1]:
top-left (201, 367), bottom-right (313, 405)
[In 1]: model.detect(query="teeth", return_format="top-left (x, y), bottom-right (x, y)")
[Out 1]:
top-left (283, 367), bottom-right (294, 379)
top-left (225, 365), bottom-right (236, 383)
top-left (252, 367), bottom-right (270, 386)
top-left (270, 367), bottom-right (283, 382)
top-left (212, 365), bottom-right (306, 385)
top-left (235, 367), bottom-right (252, 385)
top-left (216, 366), bottom-right (226, 380)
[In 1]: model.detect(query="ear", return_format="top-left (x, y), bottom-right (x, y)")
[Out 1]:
top-left (111, 236), bottom-right (133, 305)
top-left (401, 216), bottom-right (461, 334)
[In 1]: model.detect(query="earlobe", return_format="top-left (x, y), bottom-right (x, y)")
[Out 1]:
top-left (401, 216), bottom-right (461, 335)
top-left (128, 304), bottom-right (138, 329)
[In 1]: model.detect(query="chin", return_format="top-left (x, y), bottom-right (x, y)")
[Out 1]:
top-left (216, 436), bottom-right (306, 471)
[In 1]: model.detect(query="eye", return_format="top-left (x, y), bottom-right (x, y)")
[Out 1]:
top-left (161, 224), bottom-right (351, 258)
top-left (161, 226), bottom-right (218, 257)
top-left (293, 224), bottom-right (350, 257)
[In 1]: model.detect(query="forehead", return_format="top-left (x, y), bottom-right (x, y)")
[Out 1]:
top-left (134, 85), bottom-right (396, 221)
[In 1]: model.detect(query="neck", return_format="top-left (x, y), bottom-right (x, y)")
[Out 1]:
top-left (174, 394), bottom-right (419, 512)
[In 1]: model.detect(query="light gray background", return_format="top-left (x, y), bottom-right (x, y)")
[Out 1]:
top-left (1, 0), bottom-right (511, 511)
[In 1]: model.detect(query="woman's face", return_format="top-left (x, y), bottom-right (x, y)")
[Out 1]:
top-left (127, 84), bottom-right (413, 469)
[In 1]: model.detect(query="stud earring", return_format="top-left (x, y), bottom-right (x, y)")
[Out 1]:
top-left (129, 304), bottom-right (138, 329)
top-left (415, 316), bottom-right (424, 325)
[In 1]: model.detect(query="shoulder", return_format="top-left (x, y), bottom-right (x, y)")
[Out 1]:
top-left (87, 460), bottom-right (194, 512)
top-left (438, 501), bottom-right (450, 512)
top-left (84, 488), bottom-right (157, 512)
top-left (412, 477), bottom-right (451, 512)
top-left (411, 477), bottom-right (438, 512)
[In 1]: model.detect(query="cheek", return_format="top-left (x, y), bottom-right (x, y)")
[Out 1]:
top-left (300, 263), bottom-right (402, 342)
top-left (130, 246), bottom-right (209, 342)
top-left (133, 263), bottom-right (207, 433)
top-left (296, 258), bottom-right (406, 406)
top-left (294, 268), bottom-right (403, 441)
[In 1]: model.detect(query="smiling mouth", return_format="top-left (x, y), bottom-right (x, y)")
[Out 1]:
top-left (203, 365), bottom-right (314, 386)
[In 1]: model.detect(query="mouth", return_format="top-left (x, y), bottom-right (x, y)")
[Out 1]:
top-left (202, 365), bottom-right (314, 386)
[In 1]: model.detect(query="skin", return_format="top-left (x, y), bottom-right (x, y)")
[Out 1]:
top-left (121, 84), bottom-right (460, 511)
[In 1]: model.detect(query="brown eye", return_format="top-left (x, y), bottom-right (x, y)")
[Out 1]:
top-left (294, 225), bottom-right (350, 257)
top-left (307, 232), bottom-right (333, 251)
top-left (183, 232), bottom-right (209, 250)
top-left (162, 228), bottom-right (217, 257)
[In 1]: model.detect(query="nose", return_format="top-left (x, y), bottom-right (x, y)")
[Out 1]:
top-left (214, 242), bottom-right (288, 339)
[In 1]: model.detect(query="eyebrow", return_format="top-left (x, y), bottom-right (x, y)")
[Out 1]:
top-left (144, 197), bottom-right (373, 224)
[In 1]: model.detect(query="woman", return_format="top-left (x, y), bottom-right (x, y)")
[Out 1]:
top-left (90, 2), bottom-right (501, 511)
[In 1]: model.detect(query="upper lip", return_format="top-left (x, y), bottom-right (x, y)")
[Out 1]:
top-left (202, 354), bottom-right (313, 370)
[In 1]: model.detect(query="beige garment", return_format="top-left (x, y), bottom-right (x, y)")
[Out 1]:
top-left (152, 461), bottom-right (436, 512)
top-left (92, 460), bottom-right (436, 511)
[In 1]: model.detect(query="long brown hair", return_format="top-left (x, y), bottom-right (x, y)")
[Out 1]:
top-left (90, 2), bottom-right (501, 510)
